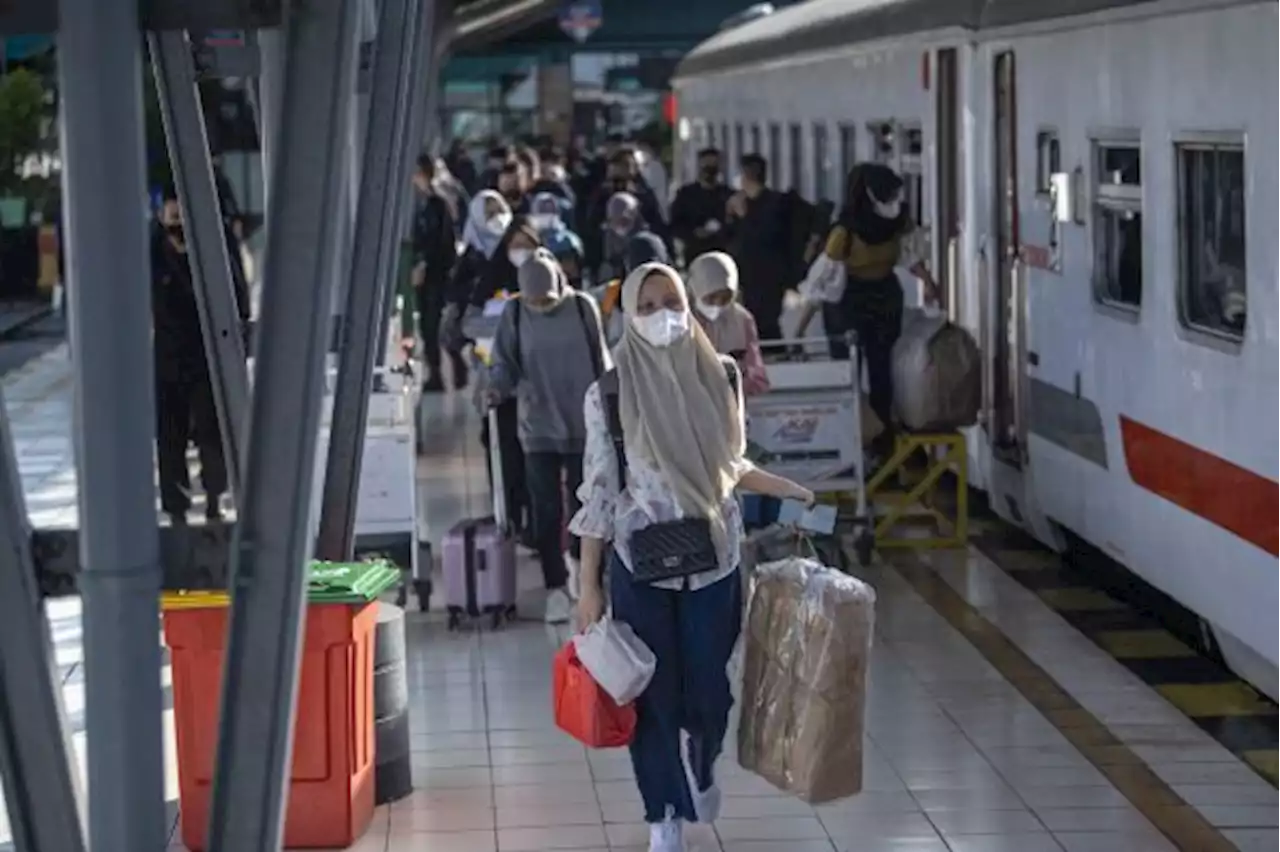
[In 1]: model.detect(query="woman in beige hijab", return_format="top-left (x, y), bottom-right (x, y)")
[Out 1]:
top-left (686, 251), bottom-right (770, 396)
top-left (569, 262), bottom-right (812, 851)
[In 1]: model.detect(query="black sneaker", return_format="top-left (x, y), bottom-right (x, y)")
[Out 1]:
top-left (422, 376), bottom-right (445, 394)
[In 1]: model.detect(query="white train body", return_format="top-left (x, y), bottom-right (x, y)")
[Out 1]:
top-left (674, 0), bottom-right (1279, 698)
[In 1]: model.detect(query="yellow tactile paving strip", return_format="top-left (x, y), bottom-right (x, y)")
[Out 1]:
top-left (890, 549), bottom-right (1239, 852)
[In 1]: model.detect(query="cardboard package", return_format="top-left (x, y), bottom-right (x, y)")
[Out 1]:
top-left (737, 557), bottom-right (875, 804)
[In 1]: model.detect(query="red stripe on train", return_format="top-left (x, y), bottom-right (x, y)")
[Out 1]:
top-left (1120, 416), bottom-right (1279, 557)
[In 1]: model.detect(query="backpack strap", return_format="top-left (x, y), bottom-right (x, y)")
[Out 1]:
top-left (599, 358), bottom-right (740, 493)
top-left (573, 294), bottom-right (603, 379)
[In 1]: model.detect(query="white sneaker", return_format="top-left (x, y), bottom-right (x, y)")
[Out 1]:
top-left (680, 731), bottom-right (722, 823)
top-left (564, 551), bottom-right (581, 599)
top-left (544, 588), bottom-right (573, 624)
top-left (648, 818), bottom-right (684, 852)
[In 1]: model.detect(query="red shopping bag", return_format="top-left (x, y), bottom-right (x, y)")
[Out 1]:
top-left (553, 642), bottom-right (636, 748)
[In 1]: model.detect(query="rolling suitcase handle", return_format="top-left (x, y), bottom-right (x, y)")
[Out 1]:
top-left (487, 406), bottom-right (509, 533)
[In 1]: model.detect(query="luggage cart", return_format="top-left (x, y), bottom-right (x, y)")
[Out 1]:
top-left (749, 336), bottom-right (876, 566)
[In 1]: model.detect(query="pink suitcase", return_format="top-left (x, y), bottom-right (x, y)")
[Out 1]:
top-left (442, 518), bottom-right (517, 630)
top-left (442, 408), bottom-right (517, 630)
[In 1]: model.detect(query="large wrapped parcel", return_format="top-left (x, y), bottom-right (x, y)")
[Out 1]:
top-left (737, 558), bottom-right (875, 803)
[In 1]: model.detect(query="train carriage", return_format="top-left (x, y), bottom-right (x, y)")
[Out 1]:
top-left (672, 0), bottom-right (1279, 699)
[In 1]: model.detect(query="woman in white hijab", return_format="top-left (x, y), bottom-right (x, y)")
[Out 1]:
top-left (570, 262), bottom-right (813, 852)
top-left (686, 251), bottom-right (770, 396)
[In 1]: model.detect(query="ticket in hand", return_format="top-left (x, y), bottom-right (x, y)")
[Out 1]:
top-left (778, 499), bottom-right (838, 536)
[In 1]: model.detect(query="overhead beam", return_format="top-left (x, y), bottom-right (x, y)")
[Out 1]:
top-left (0, 0), bottom-right (284, 35)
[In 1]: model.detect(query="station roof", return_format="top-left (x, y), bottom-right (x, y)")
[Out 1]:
top-left (449, 0), bottom-right (564, 52)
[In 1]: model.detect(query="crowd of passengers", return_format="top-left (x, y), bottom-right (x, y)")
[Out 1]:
top-left (359, 132), bottom-right (944, 852)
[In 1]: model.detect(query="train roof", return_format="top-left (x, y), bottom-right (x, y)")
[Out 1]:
top-left (674, 0), bottom-right (1161, 79)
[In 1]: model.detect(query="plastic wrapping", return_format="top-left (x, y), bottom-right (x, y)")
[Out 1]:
top-left (892, 307), bottom-right (982, 431)
top-left (573, 617), bottom-right (656, 706)
top-left (738, 557), bottom-right (875, 804)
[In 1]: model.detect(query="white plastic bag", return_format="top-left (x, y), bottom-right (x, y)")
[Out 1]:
top-left (572, 617), bottom-right (656, 705)
top-left (798, 253), bottom-right (847, 305)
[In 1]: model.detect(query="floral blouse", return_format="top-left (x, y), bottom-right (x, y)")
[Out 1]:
top-left (568, 378), bottom-right (752, 591)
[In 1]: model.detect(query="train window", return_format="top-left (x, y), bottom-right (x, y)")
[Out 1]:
top-left (767, 124), bottom-right (781, 183)
top-left (734, 124), bottom-right (745, 165)
top-left (867, 121), bottom-right (895, 165)
top-left (899, 124), bottom-right (925, 228)
top-left (838, 124), bottom-right (856, 191)
top-left (788, 123), bottom-right (804, 193)
top-left (1091, 141), bottom-right (1143, 310)
top-left (707, 124), bottom-right (717, 149)
top-left (1036, 130), bottom-right (1060, 195)
top-left (721, 123), bottom-right (730, 160)
top-left (750, 124), bottom-right (761, 154)
top-left (812, 123), bottom-right (830, 201)
top-left (1177, 143), bottom-right (1246, 340)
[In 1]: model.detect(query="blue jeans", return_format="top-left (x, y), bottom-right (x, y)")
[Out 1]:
top-left (609, 556), bottom-right (742, 823)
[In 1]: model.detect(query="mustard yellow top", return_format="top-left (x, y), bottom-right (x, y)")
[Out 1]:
top-left (824, 224), bottom-right (922, 281)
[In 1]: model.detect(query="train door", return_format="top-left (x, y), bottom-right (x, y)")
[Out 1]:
top-left (934, 47), bottom-right (961, 318)
top-left (991, 50), bottom-right (1023, 464)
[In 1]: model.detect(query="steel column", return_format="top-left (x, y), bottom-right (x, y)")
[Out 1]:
top-left (205, 0), bottom-right (359, 848)
top-left (316, 0), bottom-right (422, 560)
top-left (57, 0), bottom-right (167, 849)
top-left (149, 30), bottom-right (251, 494)
top-left (0, 402), bottom-right (86, 850)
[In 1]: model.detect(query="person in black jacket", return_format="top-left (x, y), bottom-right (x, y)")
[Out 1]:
top-left (150, 192), bottom-right (249, 526)
top-left (670, 147), bottom-right (733, 265)
top-left (412, 154), bottom-right (461, 392)
top-left (725, 153), bottom-right (790, 341)
top-left (582, 149), bottom-right (669, 278)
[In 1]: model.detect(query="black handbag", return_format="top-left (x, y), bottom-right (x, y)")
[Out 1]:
top-left (628, 517), bottom-right (718, 585)
top-left (599, 359), bottom-right (739, 586)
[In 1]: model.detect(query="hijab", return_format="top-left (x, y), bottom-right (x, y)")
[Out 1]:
top-left (614, 262), bottom-right (746, 554)
top-left (686, 252), bottom-right (752, 355)
top-left (606, 192), bottom-right (641, 234)
top-left (838, 163), bottom-right (907, 246)
top-left (517, 248), bottom-right (565, 313)
top-left (462, 190), bottom-right (511, 259)
top-left (624, 231), bottom-right (668, 276)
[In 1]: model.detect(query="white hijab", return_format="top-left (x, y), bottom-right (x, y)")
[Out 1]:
top-left (462, 190), bottom-right (511, 259)
top-left (614, 262), bottom-right (746, 551)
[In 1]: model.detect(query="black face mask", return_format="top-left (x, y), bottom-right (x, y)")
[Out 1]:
top-left (165, 223), bottom-right (185, 242)
top-left (700, 165), bottom-right (720, 182)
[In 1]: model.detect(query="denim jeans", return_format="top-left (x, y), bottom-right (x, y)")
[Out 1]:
top-left (609, 556), bottom-right (742, 823)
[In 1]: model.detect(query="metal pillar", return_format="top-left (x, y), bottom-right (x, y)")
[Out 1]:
top-left (0, 403), bottom-right (86, 850)
top-left (149, 30), bottom-right (251, 493)
top-left (205, 0), bottom-right (359, 848)
top-left (58, 0), bottom-right (167, 849)
top-left (316, 0), bottom-right (422, 560)
top-left (255, 28), bottom-right (284, 217)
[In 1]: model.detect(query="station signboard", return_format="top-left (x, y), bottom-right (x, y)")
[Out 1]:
top-left (558, 1), bottom-right (602, 44)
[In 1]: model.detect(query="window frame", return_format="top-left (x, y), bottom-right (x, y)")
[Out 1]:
top-left (1088, 133), bottom-right (1144, 316)
top-left (897, 122), bottom-right (926, 230)
top-left (866, 119), bottom-right (896, 165)
top-left (767, 123), bottom-right (782, 185)
top-left (1035, 128), bottom-right (1061, 197)
top-left (812, 122), bottom-right (831, 202)
top-left (1174, 134), bottom-right (1248, 348)
top-left (838, 123), bottom-right (857, 197)
top-left (788, 122), bottom-right (804, 193)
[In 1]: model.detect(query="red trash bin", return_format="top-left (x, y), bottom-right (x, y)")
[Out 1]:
top-left (163, 599), bottom-right (378, 850)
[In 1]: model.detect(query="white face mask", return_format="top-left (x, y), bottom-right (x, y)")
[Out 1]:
top-left (868, 188), bottom-right (902, 220)
top-left (632, 308), bottom-right (690, 348)
top-left (697, 301), bottom-right (724, 322)
top-left (486, 212), bottom-right (511, 235)
top-left (508, 248), bottom-right (533, 268)
top-left (529, 213), bottom-right (558, 232)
